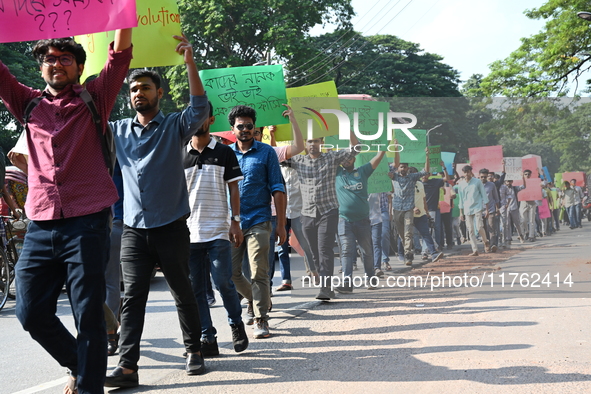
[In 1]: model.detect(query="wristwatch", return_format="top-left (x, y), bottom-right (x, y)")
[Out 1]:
top-left (231, 215), bottom-right (241, 222)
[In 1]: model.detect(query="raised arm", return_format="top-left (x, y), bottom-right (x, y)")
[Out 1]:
top-left (424, 146), bottom-right (430, 174)
top-left (174, 34), bottom-right (204, 96)
top-left (393, 138), bottom-right (400, 169)
top-left (441, 160), bottom-right (450, 182)
top-left (114, 28), bottom-right (132, 52)
top-left (283, 104), bottom-right (304, 159)
top-left (370, 150), bottom-right (386, 170)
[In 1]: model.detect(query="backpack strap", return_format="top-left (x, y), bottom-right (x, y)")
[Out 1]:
top-left (79, 90), bottom-right (115, 176)
top-left (23, 96), bottom-right (45, 128)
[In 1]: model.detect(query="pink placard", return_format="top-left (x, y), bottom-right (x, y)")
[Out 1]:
top-left (439, 186), bottom-right (452, 214)
top-left (455, 163), bottom-right (470, 175)
top-left (521, 157), bottom-right (539, 178)
top-left (517, 177), bottom-right (543, 201)
top-left (563, 172), bottom-right (586, 186)
top-left (0, 0), bottom-right (138, 43)
top-left (468, 145), bottom-right (504, 174)
top-left (538, 199), bottom-right (551, 219)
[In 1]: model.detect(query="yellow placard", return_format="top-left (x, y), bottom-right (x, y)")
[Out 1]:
top-left (285, 81), bottom-right (340, 139)
top-left (75, 0), bottom-right (183, 82)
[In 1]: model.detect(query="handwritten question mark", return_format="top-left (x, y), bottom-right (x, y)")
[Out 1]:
top-left (63, 10), bottom-right (72, 30)
top-left (48, 12), bottom-right (58, 32)
top-left (35, 14), bottom-right (46, 32)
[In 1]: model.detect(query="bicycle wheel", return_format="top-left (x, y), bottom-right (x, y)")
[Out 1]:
top-left (5, 241), bottom-right (18, 299)
top-left (0, 248), bottom-right (10, 311)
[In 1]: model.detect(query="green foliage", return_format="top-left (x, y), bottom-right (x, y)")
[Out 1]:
top-left (0, 41), bottom-right (44, 155)
top-left (479, 0), bottom-right (591, 97)
top-left (287, 31), bottom-right (462, 97)
top-left (166, 0), bottom-right (354, 106)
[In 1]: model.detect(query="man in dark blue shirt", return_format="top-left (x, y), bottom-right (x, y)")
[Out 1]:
top-left (229, 105), bottom-right (286, 339)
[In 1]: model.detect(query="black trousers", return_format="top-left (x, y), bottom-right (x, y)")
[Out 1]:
top-left (118, 219), bottom-right (201, 371)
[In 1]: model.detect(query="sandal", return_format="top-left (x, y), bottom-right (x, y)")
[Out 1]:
top-left (107, 333), bottom-right (119, 356)
top-left (64, 375), bottom-right (77, 394)
top-left (383, 262), bottom-right (392, 271)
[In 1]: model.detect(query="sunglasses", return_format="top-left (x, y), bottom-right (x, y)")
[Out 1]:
top-left (42, 54), bottom-right (75, 67)
top-left (235, 123), bottom-right (254, 131)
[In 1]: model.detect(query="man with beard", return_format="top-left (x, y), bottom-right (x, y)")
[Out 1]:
top-left (229, 105), bottom-right (286, 339)
top-left (105, 35), bottom-right (208, 388)
top-left (0, 29), bottom-right (132, 394)
top-left (183, 101), bottom-right (249, 357)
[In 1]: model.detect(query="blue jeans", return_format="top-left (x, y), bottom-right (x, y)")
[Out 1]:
top-left (119, 220), bottom-right (201, 371)
top-left (414, 215), bottom-right (438, 257)
top-left (567, 205), bottom-right (579, 228)
top-left (276, 218), bottom-right (292, 283)
top-left (575, 203), bottom-right (583, 226)
top-left (16, 210), bottom-right (110, 394)
top-left (380, 211), bottom-right (391, 263)
top-left (337, 217), bottom-right (374, 278)
top-left (189, 239), bottom-right (243, 342)
top-left (371, 223), bottom-right (382, 270)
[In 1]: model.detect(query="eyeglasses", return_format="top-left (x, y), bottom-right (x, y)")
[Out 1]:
top-left (235, 123), bottom-right (254, 131)
top-left (253, 130), bottom-right (262, 136)
top-left (42, 54), bottom-right (75, 67)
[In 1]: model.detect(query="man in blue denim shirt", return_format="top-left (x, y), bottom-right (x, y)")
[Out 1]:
top-left (229, 105), bottom-right (286, 340)
top-left (106, 35), bottom-right (208, 388)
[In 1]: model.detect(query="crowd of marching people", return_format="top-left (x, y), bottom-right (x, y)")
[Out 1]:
top-left (0, 30), bottom-right (587, 394)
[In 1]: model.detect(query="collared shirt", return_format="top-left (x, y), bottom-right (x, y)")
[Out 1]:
top-left (290, 149), bottom-right (358, 217)
top-left (499, 184), bottom-right (519, 212)
top-left (414, 181), bottom-right (427, 218)
top-left (457, 177), bottom-right (489, 215)
top-left (336, 162), bottom-right (374, 222)
top-left (379, 192), bottom-right (391, 215)
top-left (184, 137), bottom-right (243, 243)
top-left (573, 185), bottom-right (583, 204)
top-left (111, 94), bottom-right (208, 229)
top-left (281, 165), bottom-right (303, 219)
top-left (563, 188), bottom-right (576, 208)
top-left (483, 181), bottom-right (500, 213)
top-left (231, 140), bottom-right (285, 230)
top-left (389, 170), bottom-right (428, 212)
top-left (0, 44), bottom-right (132, 220)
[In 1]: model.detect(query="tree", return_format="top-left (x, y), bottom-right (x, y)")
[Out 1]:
top-left (0, 41), bottom-right (44, 156)
top-left (287, 31), bottom-right (463, 97)
top-left (166, 0), bottom-right (354, 106)
top-left (478, 0), bottom-right (591, 97)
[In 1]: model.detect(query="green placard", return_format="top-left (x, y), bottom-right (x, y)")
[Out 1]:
top-left (325, 99), bottom-right (390, 150)
top-left (387, 129), bottom-right (427, 164)
top-left (555, 173), bottom-right (563, 188)
top-left (75, 0), bottom-right (183, 82)
top-left (354, 153), bottom-right (392, 194)
top-left (428, 145), bottom-right (442, 173)
top-left (200, 64), bottom-right (289, 132)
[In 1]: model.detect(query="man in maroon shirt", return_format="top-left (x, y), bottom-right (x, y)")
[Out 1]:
top-left (0, 29), bottom-right (132, 394)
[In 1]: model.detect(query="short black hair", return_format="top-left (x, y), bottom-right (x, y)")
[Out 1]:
top-left (128, 69), bottom-right (162, 90)
top-left (523, 169), bottom-right (532, 175)
top-left (228, 105), bottom-right (256, 126)
top-left (479, 168), bottom-right (489, 175)
top-left (409, 167), bottom-right (418, 173)
top-left (33, 38), bottom-right (86, 66)
top-left (207, 101), bottom-right (213, 118)
top-left (462, 165), bottom-right (472, 173)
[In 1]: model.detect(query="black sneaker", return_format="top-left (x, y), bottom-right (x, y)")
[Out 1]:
top-left (230, 322), bottom-right (249, 352)
top-left (335, 285), bottom-right (353, 294)
top-left (200, 339), bottom-right (219, 357)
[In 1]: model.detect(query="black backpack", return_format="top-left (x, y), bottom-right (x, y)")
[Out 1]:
top-left (23, 90), bottom-right (116, 176)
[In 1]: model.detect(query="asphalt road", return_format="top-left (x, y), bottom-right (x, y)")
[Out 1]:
top-left (1, 226), bottom-right (590, 394)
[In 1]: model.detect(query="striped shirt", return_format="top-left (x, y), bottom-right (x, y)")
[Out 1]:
top-left (184, 138), bottom-right (243, 243)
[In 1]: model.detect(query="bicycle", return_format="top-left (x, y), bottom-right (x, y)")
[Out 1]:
top-left (0, 214), bottom-right (27, 311)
